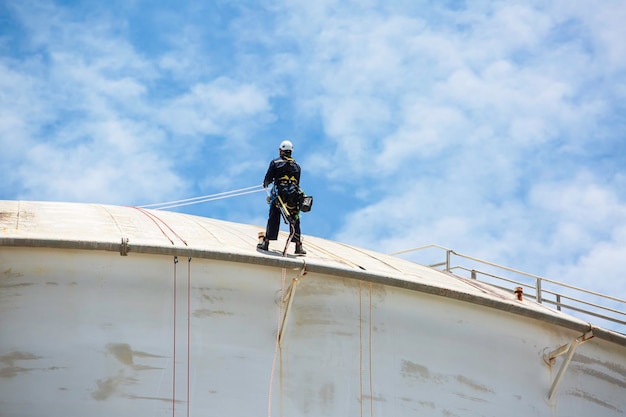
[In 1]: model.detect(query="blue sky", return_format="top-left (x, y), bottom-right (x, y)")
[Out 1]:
top-left (1, 1), bottom-right (625, 310)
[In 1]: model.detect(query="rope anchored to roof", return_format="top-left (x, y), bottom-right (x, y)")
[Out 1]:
top-left (138, 184), bottom-right (265, 210)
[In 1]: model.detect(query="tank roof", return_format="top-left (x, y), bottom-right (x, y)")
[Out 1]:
top-left (1, 199), bottom-right (624, 346)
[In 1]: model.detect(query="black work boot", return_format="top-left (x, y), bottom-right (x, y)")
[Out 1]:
top-left (257, 239), bottom-right (269, 251)
top-left (295, 242), bottom-right (306, 255)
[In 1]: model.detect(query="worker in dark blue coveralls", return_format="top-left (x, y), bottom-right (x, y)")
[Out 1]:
top-left (258, 140), bottom-right (306, 255)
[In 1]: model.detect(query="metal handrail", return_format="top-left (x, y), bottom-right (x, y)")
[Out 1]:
top-left (390, 244), bottom-right (626, 332)
top-left (467, 267), bottom-right (626, 318)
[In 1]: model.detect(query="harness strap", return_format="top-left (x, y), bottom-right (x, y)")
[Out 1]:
top-left (278, 175), bottom-right (298, 184)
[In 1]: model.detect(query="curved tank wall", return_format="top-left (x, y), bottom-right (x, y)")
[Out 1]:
top-left (1, 201), bottom-right (625, 416)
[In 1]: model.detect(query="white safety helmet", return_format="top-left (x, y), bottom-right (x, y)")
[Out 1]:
top-left (279, 140), bottom-right (293, 151)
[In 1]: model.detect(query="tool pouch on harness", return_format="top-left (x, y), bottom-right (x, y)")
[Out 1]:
top-left (300, 195), bottom-right (313, 212)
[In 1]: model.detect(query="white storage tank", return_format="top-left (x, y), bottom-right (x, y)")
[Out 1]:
top-left (1, 200), bottom-right (625, 416)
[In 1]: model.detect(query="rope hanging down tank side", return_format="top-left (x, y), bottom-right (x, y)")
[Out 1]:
top-left (172, 256), bottom-right (192, 417)
top-left (360, 283), bottom-right (363, 417)
top-left (172, 256), bottom-right (178, 417)
top-left (186, 257), bottom-right (192, 417)
top-left (268, 267), bottom-right (287, 417)
top-left (369, 282), bottom-right (373, 417)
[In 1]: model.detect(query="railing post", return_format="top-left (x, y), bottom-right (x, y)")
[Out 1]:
top-left (471, 270), bottom-right (477, 280)
top-left (536, 278), bottom-right (543, 304)
top-left (446, 250), bottom-right (451, 272)
top-left (556, 294), bottom-right (561, 311)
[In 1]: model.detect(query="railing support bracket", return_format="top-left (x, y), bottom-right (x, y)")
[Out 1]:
top-left (546, 330), bottom-right (594, 400)
top-left (120, 237), bottom-right (130, 256)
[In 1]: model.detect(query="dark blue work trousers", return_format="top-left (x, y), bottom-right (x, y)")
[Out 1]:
top-left (265, 203), bottom-right (301, 243)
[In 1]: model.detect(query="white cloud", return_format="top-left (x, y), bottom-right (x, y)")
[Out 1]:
top-left (528, 173), bottom-right (626, 250)
top-left (272, 0), bottom-right (623, 183)
top-left (0, 4), bottom-right (180, 203)
top-left (555, 226), bottom-right (626, 294)
top-left (1, 1), bottom-right (278, 204)
top-left (13, 116), bottom-right (185, 204)
top-left (158, 78), bottom-right (272, 138)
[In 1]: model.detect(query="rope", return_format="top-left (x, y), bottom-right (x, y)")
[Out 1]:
top-left (138, 185), bottom-right (265, 210)
top-left (130, 206), bottom-right (188, 246)
top-left (173, 256), bottom-right (178, 417)
top-left (268, 268), bottom-right (287, 417)
top-left (131, 206), bottom-right (174, 245)
top-left (369, 282), bottom-right (373, 417)
top-left (187, 257), bottom-right (192, 417)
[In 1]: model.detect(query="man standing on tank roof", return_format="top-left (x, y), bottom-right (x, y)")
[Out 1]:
top-left (258, 140), bottom-right (306, 255)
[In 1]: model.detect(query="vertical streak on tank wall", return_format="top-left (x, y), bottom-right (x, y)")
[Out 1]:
top-left (357, 281), bottom-right (374, 416)
top-left (1, 247), bottom-right (625, 416)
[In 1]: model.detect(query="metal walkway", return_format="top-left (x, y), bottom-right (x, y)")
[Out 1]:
top-left (391, 244), bottom-right (626, 334)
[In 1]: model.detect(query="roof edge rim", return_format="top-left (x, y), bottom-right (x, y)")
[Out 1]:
top-left (2, 237), bottom-right (625, 347)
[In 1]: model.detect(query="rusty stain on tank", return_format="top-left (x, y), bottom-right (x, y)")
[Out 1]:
top-left (571, 364), bottom-right (626, 389)
top-left (318, 382), bottom-right (335, 408)
top-left (0, 351), bottom-right (43, 378)
top-left (193, 309), bottom-right (234, 318)
top-left (2, 269), bottom-right (24, 279)
top-left (0, 282), bottom-right (33, 289)
top-left (126, 394), bottom-right (182, 403)
top-left (568, 389), bottom-right (622, 413)
top-left (106, 344), bottom-right (134, 366)
top-left (573, 353), bottom-right (626, 378)
top-left (0, 351), bottom-right (42, 365)
top-left (455, 375), bottom-right (494, 393)
top-left (455, 392), bottom-right (489, 403)
top-left (106, 343), bottom-right (164, 371)
top-left (92, 372), bottom-right (126, 401)
top-left (401, 360), bottom-right (431, 379)
top-left (198, 287), bottom-right (227, 303)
